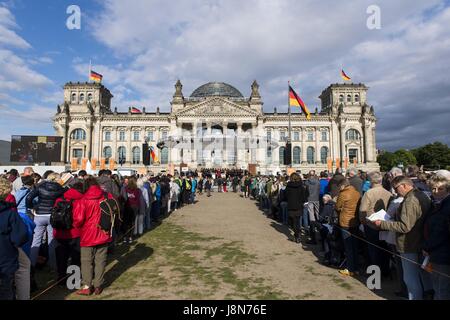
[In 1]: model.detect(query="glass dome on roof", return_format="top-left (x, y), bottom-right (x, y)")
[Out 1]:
top-left (190, 82), bottom-right (243, 98)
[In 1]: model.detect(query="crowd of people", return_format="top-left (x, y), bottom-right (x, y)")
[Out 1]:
top-left (233, 166), bottom-right (450, 300)
top-left (0, 167), bottom-right (204, 299)
top-left (1, 165), bottom-right (449, 300)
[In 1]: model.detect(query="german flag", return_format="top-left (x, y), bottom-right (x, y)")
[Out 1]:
top-left (289, 85), bottom-right (311, 120)
top-left (341, 69), bottom-right (351, 81)
top-left (149, 146), bottom-right (158, 162)
top-left (90, 70), bottom-right (103, 83)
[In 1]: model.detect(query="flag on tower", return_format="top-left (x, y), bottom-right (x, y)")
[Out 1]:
top-left (341, 69), bottom-right (351, 81)
top-left (289, 85), bottom-right (311, 120)
top-left (131, 107), bottom-right (141, 113)
top-left (90, 70), bottom-right (103, 83)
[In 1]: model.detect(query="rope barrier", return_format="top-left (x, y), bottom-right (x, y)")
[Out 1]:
top-left (31, 223), bottom-right (138, 300)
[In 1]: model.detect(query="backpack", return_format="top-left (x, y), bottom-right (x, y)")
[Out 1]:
top-left (50, 197), bottom-right (73, 230)
top-left (98, 193), bottom-right (121, 235)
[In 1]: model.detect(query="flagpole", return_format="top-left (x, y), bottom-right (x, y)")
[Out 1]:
top-left (89, 60), bottom-right (92, 83)
top-left (287, 81), bottom-right (292, 168)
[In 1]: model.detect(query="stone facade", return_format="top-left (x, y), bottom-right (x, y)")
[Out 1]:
top-left (53, 80), bottom-right (380, 174)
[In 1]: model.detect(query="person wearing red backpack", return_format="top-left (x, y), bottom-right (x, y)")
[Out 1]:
top-left (53, 181), bottom-right (84, 284)
top-left (73, 177), bottom-right (113, 296)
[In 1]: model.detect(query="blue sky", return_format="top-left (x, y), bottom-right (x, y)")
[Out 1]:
top-left (1, 0), bottom-right (450, 151)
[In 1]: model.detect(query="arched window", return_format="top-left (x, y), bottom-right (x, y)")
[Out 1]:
top-left (346, 129), bottom-right (360, 141)
top-left (320, 147), bottom-right (328, 164)
top-left (293, 146), bottom-right (301, 165)
top-left (132, 146), bottom-right (140, 164)
top-left (339, 94), bottom-right (344, 102)
top-left (355, 94), bottom-right (359, 102)
top-left (118, 146), bottom-right (126, 163)
top-left (347, 94), bottom-right (352, 102)
top-left (71, 92), bottom-right (77, 103)
top-left (161, 147), bottom-right (169, 164)
top-left (71, 128), bottom-right (86, 140)
top-left (79, 93), bottom-right (85, 103)
top-left (103, 146), bottom-right (112, 164)
top-left (279, 147), bottom-right (285, 165)
top-left (307, 146), bottom-right (315, 164)
top-left (87, 93), bottom-right (93, 102)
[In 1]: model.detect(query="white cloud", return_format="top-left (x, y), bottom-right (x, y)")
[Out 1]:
top-left (83, 0), bottom-right (450, 150)
top-left (0, 5), bottom-right (30, 49)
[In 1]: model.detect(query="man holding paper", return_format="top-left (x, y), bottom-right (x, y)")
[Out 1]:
top-left (371, 176), bottom-right (431, 300)
top-left (359, 171), bottom-right (393, 276)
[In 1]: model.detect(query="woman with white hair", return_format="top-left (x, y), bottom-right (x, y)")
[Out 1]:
top-left (136, 177), bottom-right (149, 237)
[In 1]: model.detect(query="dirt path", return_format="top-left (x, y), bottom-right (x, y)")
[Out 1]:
top-left (38, 191), bottom-right (393, 300)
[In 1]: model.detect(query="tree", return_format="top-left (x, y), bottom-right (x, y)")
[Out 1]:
top-left (377, 151), bottom-right (396, 172)
top-left (377, 149), bottom-right (416, 172)
top-left (412, 142), bottom-right (450, 170)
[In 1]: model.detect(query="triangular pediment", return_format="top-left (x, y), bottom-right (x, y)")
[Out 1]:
top-left (175, 97), bottom-right (258, 117)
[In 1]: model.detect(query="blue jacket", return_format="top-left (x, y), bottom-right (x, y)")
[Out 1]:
top-left (18, 212), bottom-right (36, 258)
top-left (423, 196), bottom-right (450, 265)
top-left (362, 180), bottom-right (371, 194)
top-left (319, 179), bottom-right (329, 197)
top-left (14, 187), bottom-right (32, 214)
top-left (191, 179), bottom-right (197, 192)
top-left (155, 183), bottom-right (161, 201)
top-left (0, 201), bottom-right (29, 275)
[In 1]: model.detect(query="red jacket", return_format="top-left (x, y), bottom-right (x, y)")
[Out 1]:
top-left (73, 185), bottom-right (113, 247)
top-left (53, 188), bottom-right (83, 240)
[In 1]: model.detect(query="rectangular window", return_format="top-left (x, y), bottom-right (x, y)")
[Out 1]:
top-left (162, 131), bottom-right (168, 140)
top-left (349, 149), bottom-right (358, 163)
top-left (293, 131), bottom-right (300, 141)
top-left (104, 132), bottom-right (111, 141)
top-left (280, 131), bottom-right (286, 142)
top-left (72, 149), bottom-right (83, 164)
top-left (119, 131), bottom-right (125, 141)
top-left (321, 131), bottom-right (328, 141)
top-left (307, 132), bottom-right (314, 141)
top-left (147, 131), bottom-right (154, 141)
top-left (133, 131), bottom-right (140, 141)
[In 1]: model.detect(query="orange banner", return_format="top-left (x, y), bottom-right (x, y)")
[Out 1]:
top-left (91, 158), bottom-right (97, 170)
top-left (100, 158), bottom-right (106, 170)
top-left (287, 168), bottom-right (296, 176)
top-left (81, 158), bottom-right (88, 170)
top-left (71, 158), bottom-right (78, 171)
top-left (109, 159), bottom-right (116, 171)
top-left (327, 157), bottom-right (332, 172)
top-left (336, 158), bottom-right (340, 169)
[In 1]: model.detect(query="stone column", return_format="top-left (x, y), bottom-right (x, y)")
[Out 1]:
top-left (86, 124), bottom-right (92, 160)
top-left (112, 127), bottom-right (117, 162)
top-left (340, 125), bottom-right (346, 162)
top-left (315, 128), bottom-right (320, 164)
top-left (364, 125), bottom-right (371, 162)
top-left (127, 127), bottom-right (132, 165)
top-left (60, 125), bottom-right (67, 163)
top-left (301, 129), bottom-right (307, 164)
